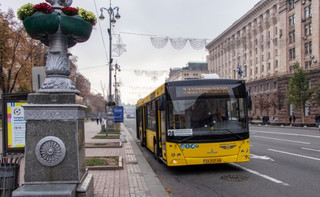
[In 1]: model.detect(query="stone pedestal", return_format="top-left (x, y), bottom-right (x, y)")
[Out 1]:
top-left (13, 93), bottom-right (93, 197)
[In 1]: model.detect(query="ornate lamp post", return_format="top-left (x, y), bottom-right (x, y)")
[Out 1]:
top-left (99, 3), bottom-right (121, 103)
top-left (99, 2), bottom-right (120, 132)
top-left (13, 0), bottom-right (95, 196)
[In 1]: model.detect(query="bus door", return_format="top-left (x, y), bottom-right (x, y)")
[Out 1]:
top-left (140, 106), bottom-right (147, 146)
top-left (158, 99), bottom-right (167, 160)
top-left (155, 100), bottom-right (161, 157)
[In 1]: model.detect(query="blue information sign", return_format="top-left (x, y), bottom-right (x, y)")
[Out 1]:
top-left (113, 106), bottom-right (124, 123)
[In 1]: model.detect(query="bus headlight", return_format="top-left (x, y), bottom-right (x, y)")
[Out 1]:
top-left (171, 153), bottom-right (175, 157)
top-left (177, 153), bottom-right (181, 157)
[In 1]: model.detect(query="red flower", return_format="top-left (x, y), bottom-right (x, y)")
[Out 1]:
top-left (61, 6), bottom-right (79, 16)
top-left (34, 3), bottom-right (54, 14)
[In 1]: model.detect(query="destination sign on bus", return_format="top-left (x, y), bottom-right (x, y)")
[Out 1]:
top-left (176, 86), bottom-right (230, 97)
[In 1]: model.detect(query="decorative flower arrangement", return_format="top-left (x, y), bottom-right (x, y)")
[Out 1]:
top-left (17, 3), bottom-right (35, 20)
top-left (78, 8), bottom-right (97, 26)
top-left (61, 6), bottom-right (79, 16)
top-left (17, 2), bottom-right (97, 26)
top-left (34, 2), bottom-right (54, 14)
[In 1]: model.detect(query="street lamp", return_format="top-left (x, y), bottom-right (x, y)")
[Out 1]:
top-left (99, 2), bottom-right (121, 132)
top-left (99, 3), bottom-right (121, 103)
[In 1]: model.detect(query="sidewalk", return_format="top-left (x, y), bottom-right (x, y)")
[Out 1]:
top-left (16, 121), bottom-right (169, 197)
top-left (85, 121), bottom-right (169, 197)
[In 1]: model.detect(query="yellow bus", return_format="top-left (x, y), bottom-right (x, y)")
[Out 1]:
top-left (136, 79), bottom-right (251, 166)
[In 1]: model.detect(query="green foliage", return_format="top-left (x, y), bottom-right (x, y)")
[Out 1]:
top-left (86, 157), bottom-right (109, 166)
top-left (17, 3), bottom-right (35, 20)
top-left (315, 86), bottom-right (320, 106)
top-left (286, 62), bottom-right (314, 108)
top-left (78, 8), bottom-right (97, 25)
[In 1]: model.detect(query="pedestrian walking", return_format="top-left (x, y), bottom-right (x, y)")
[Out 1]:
top-left (96, 117), bottom-right (99, 125)
top-left (292, 114), bottom-right (296, 124)
top-left (99, 117), bottom-right (102, 124)
top-left (289, 115), bottom-right (292, 125)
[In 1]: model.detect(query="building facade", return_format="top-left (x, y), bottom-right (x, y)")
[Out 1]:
top-left (206, 0), bottom-right (320, 124)
top-left (167, 62), bottom-right (209, 81)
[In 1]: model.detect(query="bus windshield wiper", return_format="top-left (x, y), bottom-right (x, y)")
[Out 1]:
top-left (217, 129), bottom-right (243, 140)
top-left (178, 135), bottom-right (197, 143)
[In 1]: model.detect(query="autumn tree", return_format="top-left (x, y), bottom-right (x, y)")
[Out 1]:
top-left (272, 91), bottom-right (285, 111)
top-left (0, 8), bottom-right (47, 93)
top-left (254, 96), bottom-right (271, 116)
top-left (286, 62), bottom-right (314, 124)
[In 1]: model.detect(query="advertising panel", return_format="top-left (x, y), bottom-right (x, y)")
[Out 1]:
top-left (113, 106), bottom-right (124, 123)
top-left (6, 102), bottom-right (27, 148)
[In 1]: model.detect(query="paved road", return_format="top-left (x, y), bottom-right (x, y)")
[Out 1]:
top-left (125, 119), bottom-right (320, 197)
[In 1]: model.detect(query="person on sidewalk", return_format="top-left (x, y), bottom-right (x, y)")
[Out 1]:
top-left (289, 115), bottom-right (292, 125)
top-left (292, 113), bottom-right (296, 124)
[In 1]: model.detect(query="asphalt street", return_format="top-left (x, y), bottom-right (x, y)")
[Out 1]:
top-left (125, 119), bottom-right (320, 197)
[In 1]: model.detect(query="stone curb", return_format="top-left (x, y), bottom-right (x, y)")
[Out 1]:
top-left (86, 156), bottom-right (123, 170)
top-left (85, 142), bottom-right (122, 148)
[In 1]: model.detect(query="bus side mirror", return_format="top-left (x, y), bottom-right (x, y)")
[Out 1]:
top-left (246, 92), bottom-right (252, 109)
top-left (159, 95), bottom-right (166, 111)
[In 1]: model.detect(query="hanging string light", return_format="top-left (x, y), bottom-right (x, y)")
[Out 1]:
top-left (112, 34), bottom-right (127, 57)
top-left (169, 38), bottom-right (188, 50)
top-left (150, 37), bottom-right (169, 49)
top-left (120, 32), bottom-right (209, 50)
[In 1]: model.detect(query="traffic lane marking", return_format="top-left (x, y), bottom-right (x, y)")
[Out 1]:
top-left (250, 130), bottom-right (320, 139)
top-left (230, 163), bottom-right (289, 186)
top-left (251, 136), bottom-right (310, 144)
top-left (268, 149), bottom-right (320, 161)
top-left (301, 147), bottom-right (320, 153)
top-left (250, 154), bottom-right (274, 161)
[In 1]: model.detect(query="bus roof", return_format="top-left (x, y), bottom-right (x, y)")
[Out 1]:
top-left (165, 78), bottom-right (245, 86)
top-left (136, 79), bottom-right (246, 108)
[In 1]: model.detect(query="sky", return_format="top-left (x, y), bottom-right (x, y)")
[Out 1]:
top-left (0, 0), bottom-right (261, 104)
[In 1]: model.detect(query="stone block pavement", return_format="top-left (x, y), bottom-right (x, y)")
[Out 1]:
top-left (17, 121), bottom-right (169, 197)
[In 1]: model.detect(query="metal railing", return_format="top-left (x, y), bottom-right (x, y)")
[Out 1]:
top-left (0, 153), bottom-right (23, 197)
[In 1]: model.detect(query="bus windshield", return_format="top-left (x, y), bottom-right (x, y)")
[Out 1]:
top-left (167, 83), bottom-right (249, 142)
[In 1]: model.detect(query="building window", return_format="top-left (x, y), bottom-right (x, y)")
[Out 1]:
top-left (289, 48), bottom-right (296, 60)
top-left (289, 65), bottom-right (294, 73)
top-left (305, 60), bottom-right (312, 69)
top-left (289, 30), bottom-right (295, 43)
top-left (261, 64), bottom-right (264, 72)
top-left (304, 41), bottom-right (312, 55)
top-left (304, 5), bottom-right (312, 19)
top-left (304, 23), bottom-right (312, 36)
top-left (275, 60), bottom-right (278, 68)
top-left (288, 0), bottom-right (295, 10)
top-left (268, 62), bottom-right (271, 70)
top-left (289, 14), bottom-right (295, 26)
top-left (273, 81), bottom-right (277, 89)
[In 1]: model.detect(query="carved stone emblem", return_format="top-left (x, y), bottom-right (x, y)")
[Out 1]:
top-left (35, 136), bottom-right (66, 167)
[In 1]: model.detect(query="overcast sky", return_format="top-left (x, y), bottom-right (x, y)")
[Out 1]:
top-left (1, 0), bottom-right (261, 104)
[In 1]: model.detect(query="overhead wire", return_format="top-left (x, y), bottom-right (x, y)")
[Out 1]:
top-left (93, 0), bottom-right (109, 62)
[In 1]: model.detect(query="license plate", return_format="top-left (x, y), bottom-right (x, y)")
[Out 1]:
top-left (203, 158), bottom-right (222, 164)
